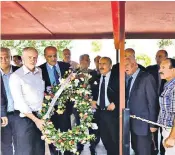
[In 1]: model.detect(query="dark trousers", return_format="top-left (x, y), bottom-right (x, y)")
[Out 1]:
top-left (13, 112), bottom-right (45, 155)
top-left (160, 128), bottom-right (165, 155)
top-left (151, 130), bottom-right (159, 155)
top-left (72, 108), bottom-right (84, 152)
top-left (151, 128), bottom-right (165, 155)
top-left (97, 109), bottom-right (119, 155)
top-left (131, 131), bottom-right (152, 155)
top-left (49, 110), bottom-right (72, 155)
top-left (1, 113), bottom-right (17, 155)
top-left (89, 110), bottom-right (100, 151)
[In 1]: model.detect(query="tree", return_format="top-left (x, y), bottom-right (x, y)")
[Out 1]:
top-left (157, 39), bottom-right (173, 49)
top-left (136, 54), bottom-right (151, 67)
top-left (0, 40), bottom-right (72, 59)
top-left (91, 40), bottom-right (102, 52)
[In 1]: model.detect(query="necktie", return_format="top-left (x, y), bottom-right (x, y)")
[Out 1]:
top-left (100, 76), bottom-right (106, 109)
top-left (126, 76), bottom-right (133, 104)
top-left (53, 65), bottom-right (60, 85)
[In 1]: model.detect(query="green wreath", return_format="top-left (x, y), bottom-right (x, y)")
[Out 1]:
top-left (38, 70), bottom-right (97, 154)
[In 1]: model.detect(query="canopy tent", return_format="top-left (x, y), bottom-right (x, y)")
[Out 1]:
top-left (1, 2), bottom-right (175, 155)
top-left (1, 1), bottom-right (175, 40)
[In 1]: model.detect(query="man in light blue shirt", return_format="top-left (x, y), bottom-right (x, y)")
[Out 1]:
top-left (0, 47), bottom-right (19, 155)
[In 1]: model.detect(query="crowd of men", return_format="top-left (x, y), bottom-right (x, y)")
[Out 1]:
top-left (0, 46), bottom-right (175, 155)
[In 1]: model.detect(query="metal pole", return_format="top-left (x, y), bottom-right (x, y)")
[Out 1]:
top-left (122, 108), bottom-right (130, 155)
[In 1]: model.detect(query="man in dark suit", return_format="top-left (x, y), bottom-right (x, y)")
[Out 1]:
top-left (91, 57), bottom-right (119, 155)
top-left (39, 46), bottom-right (72, 155)
top-left (1, 74), bottom-right (8, 127)
top-left (125, 48), bottom-right (146, 71)
top-left (146, 50), bottom-right (168, 155)
top-left (0, 47), bottom-right (19, 155)
top-left (125, 56), bottom-right (158, 155)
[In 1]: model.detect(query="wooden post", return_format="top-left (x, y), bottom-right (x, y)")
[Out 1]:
top-left (111, 1), bottom-right (126, 155)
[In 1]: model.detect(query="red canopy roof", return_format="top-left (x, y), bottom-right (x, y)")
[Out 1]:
top-left (1, 1), bottom-right (175, 40)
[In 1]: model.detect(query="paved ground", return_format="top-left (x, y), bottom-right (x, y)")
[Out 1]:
top-left (45, 139), bottom-right (107, 155)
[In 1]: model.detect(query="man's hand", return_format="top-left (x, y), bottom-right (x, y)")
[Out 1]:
top-left (34, 119), bottom-right (45, 131)
top-left (163, 137), bottom-right (175, 148)
top-left (1, 117), bottom-right (8, 127)
top-left (107, 102), bottom-right (115, 111)
top-left (91, 101), bottom-right (97, 109)
top-left (150, 127), bottom-right (158, 133)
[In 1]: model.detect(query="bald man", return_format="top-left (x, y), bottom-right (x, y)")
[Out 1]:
top-left (125, 48), bottom-right (146, 71)
top-left (125, 56), bottom-right (158, 155)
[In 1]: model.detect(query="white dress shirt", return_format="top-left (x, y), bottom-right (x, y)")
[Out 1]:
top-left (97, 71), bottom-right (111, 107)
top-left (9, 65), bottom-right (45, 114)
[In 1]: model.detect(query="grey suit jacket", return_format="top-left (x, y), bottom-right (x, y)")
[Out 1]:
top-left (128, 70), bottom-right (159, 136)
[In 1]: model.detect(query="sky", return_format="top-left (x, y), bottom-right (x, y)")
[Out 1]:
top-left (11, 39), bottom-right (175, 69)
top-left (63, 39), bottom-right (175, 69)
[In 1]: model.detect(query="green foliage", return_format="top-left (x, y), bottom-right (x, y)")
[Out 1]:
top-left (0, 40), bottom-right (72, 59)
top-left (91, 40), bottom-right (102, 52)
top-left (157, 39), bottom-right (173, 49)
top-left (136, 54), bottom-right (151, 67)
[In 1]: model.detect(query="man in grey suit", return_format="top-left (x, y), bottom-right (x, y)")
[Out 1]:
top-left (125, 56), bottom-right (158, 155)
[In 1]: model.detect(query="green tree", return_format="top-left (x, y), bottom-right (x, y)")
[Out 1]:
top-left (0, 40), bottom-right (72, 59)
top-left (157, 39), bottom-right (173, 49)
top-left (136, 54), bottom-right (151, 67)
top-left (91, 40), bottom-right (102, 52)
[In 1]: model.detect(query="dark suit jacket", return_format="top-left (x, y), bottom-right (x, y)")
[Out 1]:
top-left (138, 64), bottom-right (147, 71)
top-left (128, 70), bottom-right (158, 136)
top-left (39, 61), bottom-right (70, 90)
top-left (39, 61), bottom-right (72, 116)
top-left (146, 64), bottom-right (166, 95)
top-left (1, 75), bottom-right (7, 117)
top-left (0, 66), bottom-right (19, 117)
top-left (91, 68), bottom-right (120, 117)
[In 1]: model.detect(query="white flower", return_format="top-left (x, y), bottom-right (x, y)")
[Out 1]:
top-left (45, 95), bottom-right (51, 100)
top-left (74, 79), bottom-right (79, 86)
top-left (56, 109), bottom-right (64, 115)
top-left (45, 138), bottom-right (52, 144)
top-left (94, 81), bottom-right (97, 85)
top-left (41, 135), bottom-right (46, 140)
top-left (45, 130), bottom-right (51, 134)
top-left (91, 123), bottom-right (98, 130)
top-left (80, 78), bottom-right (84, 81)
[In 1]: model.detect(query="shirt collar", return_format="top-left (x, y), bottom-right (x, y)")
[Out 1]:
top-left (0, 66), bottom-right (13, 76)
top-left (46, 62), bottom-right (58, 69)
top-left (164, 78), bottom-right (175, 88)
top-left (101, 71), bottom-right (111, 78)
top-left (23, 65), bottom-right (39, 75)
top-left (131, 68), bottom-right (140, 79)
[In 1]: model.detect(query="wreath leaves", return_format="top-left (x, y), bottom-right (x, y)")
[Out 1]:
top-left (38, 71), bottom-right (96, 154)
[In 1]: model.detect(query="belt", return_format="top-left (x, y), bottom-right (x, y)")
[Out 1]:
top-left (7, 111), bottom-right (15, 115)
top-left (97, 105), bottom-right (108, 111)
top-left (14, 110), bottom-right (38, 117)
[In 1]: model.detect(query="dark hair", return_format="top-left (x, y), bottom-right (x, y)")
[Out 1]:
top-left (44, 46), bottom-right (57, 55)
top-left (94, 55), bottom-right (101, 62)
top-left (13, 55), bottom-right (22, 61)
top-left (63, 48), bottom-right (70, 52)
top-left (158, 50), bottom-right (168, 57)
top-left (168, 58), bottom-right (175, 69)
top-left (101, 57), bottom-right (112, 65)
top-left (79, 54), bottom-right (90, 61)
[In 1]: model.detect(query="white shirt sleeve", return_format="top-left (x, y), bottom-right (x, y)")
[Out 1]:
top-left (9, 73), bottom-right (32, 114)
